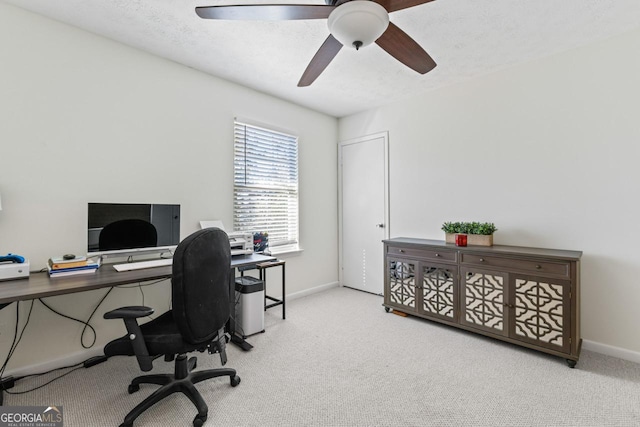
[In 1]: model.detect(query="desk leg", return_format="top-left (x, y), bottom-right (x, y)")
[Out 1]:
top-left (262, 262), bottom-right (286, 320)
top-left (227, 267), bottom-right (253, 351)
top-left (282, 263), bottom-right (286, 320)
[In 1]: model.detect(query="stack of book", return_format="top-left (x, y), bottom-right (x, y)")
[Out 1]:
top-left (48, 256), bottom-right (100, 277)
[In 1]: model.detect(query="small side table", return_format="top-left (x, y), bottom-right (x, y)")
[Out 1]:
top-left (257, 260), bottom-right (286, 319)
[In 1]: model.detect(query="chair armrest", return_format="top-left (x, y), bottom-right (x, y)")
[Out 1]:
top-left (103, 305), bottom-right (154, 371)
top-left (104, 305), bottom-right (154, 320)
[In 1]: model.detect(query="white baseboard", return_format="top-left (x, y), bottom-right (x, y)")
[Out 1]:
top-left (582, 339), bottom-right (640, 364)
top-left (285, 281), bottom-right (339, 301)
top-left (4, 346), bottom-right (105, 378)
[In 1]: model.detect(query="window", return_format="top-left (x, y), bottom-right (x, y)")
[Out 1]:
top-left (233, 121), bottom-right (299, 251)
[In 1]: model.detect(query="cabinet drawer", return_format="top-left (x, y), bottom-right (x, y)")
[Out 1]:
top-left (460, 253), bottom-right (569, 277)
top-left (387, 246), bottom-right (457, 262)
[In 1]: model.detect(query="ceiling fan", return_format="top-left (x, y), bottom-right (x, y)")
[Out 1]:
top-left (196, 0), bottom-right (437, 87)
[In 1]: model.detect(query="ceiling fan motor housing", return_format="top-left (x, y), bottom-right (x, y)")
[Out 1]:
top-left (327, 1), bottom-right (389, 49)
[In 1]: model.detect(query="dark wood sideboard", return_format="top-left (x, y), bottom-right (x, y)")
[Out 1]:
top-left (383, 238), bottom-right (582, 367)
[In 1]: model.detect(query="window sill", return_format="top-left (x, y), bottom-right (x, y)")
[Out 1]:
top-left (265, 246), bottom-right (304, 257)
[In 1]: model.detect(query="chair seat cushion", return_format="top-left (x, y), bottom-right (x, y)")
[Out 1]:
top-left (104, 311), bottom-right (210, 358)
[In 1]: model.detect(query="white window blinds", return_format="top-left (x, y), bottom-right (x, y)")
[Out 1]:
top-left (233, 121), bottom-right (299, 248)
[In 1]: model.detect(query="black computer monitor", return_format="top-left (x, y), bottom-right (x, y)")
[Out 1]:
top-left (87, 203), bottom-right (180, 258)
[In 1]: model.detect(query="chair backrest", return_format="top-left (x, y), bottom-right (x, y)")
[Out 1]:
top-left (98, 219), bottom-right (158, 251)
top-left (171, 228), bottom-right (231, 345)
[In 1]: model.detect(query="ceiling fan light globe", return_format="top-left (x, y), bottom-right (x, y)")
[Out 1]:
top-left (327, 1), bottom-right (389, 50)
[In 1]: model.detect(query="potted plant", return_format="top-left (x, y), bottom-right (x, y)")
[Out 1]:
top-left (441, 221), bottom-right (497, 246)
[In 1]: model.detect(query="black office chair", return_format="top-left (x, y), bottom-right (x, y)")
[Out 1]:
top-left (99, 219), bottom-right (158, 251)
top-left (103, 228), bottom-right (240, 427)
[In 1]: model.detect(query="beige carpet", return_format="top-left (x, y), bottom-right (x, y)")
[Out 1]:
top-left (5, 287), bottom-right (640, 426)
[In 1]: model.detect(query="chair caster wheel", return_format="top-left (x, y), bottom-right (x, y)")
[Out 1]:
top-left (193, 413), bottom-right (207, 427)
top-left (128, 384), bottom-right (140, 394)
top-left (384, 307), bottom-right (390, 313)
top-left (230, 375), bottom-right (241, 387)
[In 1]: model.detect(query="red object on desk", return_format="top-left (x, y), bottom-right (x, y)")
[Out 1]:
top-left (455, 234), bottom-right (467, 247)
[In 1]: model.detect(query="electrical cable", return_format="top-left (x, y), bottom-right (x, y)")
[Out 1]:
top-left (115, 278), bottom-right (170, 320)
top-left (0, 265), bottom-right (171, 396)
top-left (38, 287), bottom-right (113, 349)
top-left (0, 299), bottom-right (109, 396)
top-left (37, 299), bottom-right (97, 349)
top-left (0, 303), bottom-right (21, 389)
top-left (13, 361), bottom-right (83, 382)
top-left (139, 284), bottom-right (145, 307)
top-left (1, 301), bottom-right (37, 395)
top-left (0, 301), bottom-right (35, 382)
top-left (0, 303), bottom-right (19, 378)
top-left (4, 365), bottom-right (84, 395)
top-left (0, 292), bottom-right (115, 396)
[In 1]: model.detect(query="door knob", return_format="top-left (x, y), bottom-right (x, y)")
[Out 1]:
top-left (376, 223), bottom-right (385, 228)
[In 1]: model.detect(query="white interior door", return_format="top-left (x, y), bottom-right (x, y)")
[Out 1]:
top-left (339, 132), bottom-right (389, 295)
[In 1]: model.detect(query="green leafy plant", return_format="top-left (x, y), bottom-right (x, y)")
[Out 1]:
top-left (441, 221), bottom-right (461, 234)
top-left (441, 222), bottom-right (497, 235)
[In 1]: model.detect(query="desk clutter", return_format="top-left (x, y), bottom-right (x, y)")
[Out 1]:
top-left (0, 253), bottom-right (30, 281)
top-left (47, 255), bottom-right (100, 277)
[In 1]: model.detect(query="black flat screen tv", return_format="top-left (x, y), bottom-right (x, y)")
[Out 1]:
top-left (87, 203), bottom-right (180, 258)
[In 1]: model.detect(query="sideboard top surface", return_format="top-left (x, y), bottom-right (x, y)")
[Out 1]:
top-left (383, 237), bottom-right (582, 261)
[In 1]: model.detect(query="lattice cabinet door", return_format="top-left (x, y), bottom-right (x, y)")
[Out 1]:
top-left (385, 257), bottom-right (418, 313)
top-left (508, 274), bottom-right (571, 354)
top-left (418, 262), bottom-right (458, 322)
top-left (460, 268), bottom-right (509, 337)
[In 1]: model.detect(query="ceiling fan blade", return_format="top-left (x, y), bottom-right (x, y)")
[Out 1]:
top-left (196, 4), bottom-right (334, 20)
top-left (298, 35), bottom-right (343, 87)
top-left (375, 22), bottom-right (436, 74)
top-left (387, 0), bottom-right (436, 13)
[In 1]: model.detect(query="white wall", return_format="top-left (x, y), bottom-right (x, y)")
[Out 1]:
top-left (339, 28), bottom-right (640, 355)
top-left (0, 3), bottom-right (338, 372)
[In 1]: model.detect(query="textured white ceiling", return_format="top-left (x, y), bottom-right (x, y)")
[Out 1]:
top-left (5, 0), bottom-right (640, 117)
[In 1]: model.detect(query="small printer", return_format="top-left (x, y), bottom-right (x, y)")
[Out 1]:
top-left (0, 253), bottom-right (30, 281)
top-left (199, 220), bottom-right (254, 257)
top-left (227, 232), bottom-right (254, 256)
